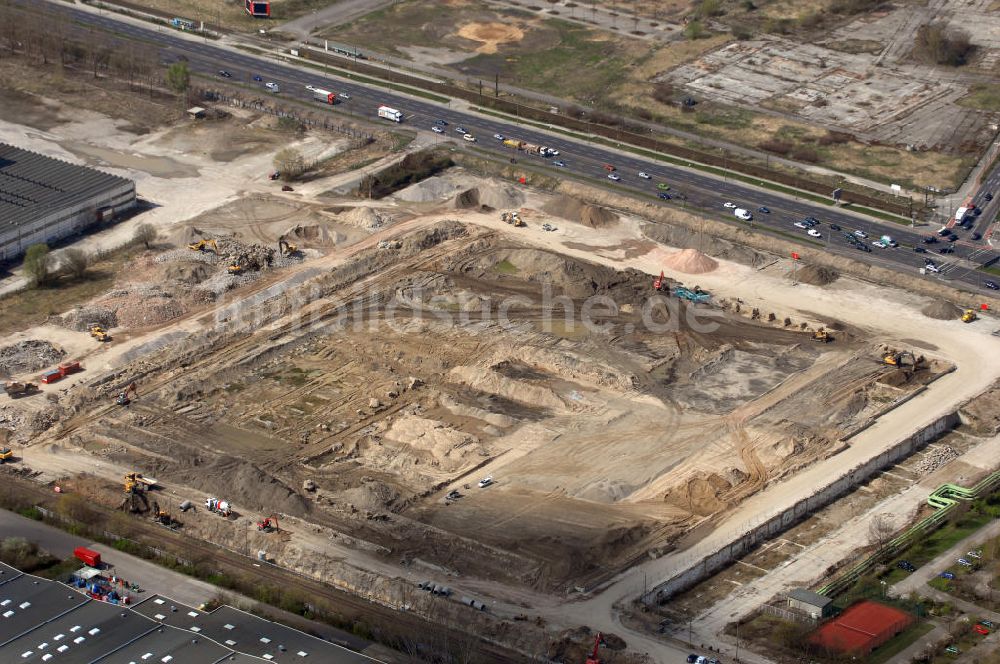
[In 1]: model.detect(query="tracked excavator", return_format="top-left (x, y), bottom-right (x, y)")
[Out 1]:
top-left (882, 350), bottom-right (925, 368)
top-left (257, 515), bottom-right (279, 532)
top-left (120, 472), bottom-right (149, 513)
top-left (116, 382), bottom-right (138, 406)
top-left (278, 239), bottom-right (298, 256)
top-left (585, 632), bottom-right (605, 664)
top-left (5, 381), bottom-right (39, 398)
top-left (188, 238), bottom-right (219, 253)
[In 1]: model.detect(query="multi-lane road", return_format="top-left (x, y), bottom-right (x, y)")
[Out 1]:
top-left (30, 0), bottom-right (1000, 294)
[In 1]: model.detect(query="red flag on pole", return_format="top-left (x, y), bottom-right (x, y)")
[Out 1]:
top-left (791, 252), bottom-right (800, 260)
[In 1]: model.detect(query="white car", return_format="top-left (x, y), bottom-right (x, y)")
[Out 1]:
top-left (463, 134), bottom-right (476, 142)
top-left (872, 240), bottom-right (887, 248)
top-left (925, 264), bottom-right (940, 273)
top-left (734, 208), bottom-right (752, 221)
top-left (723, 202), bottom-right (737, 209)
top-left (853, 230), bottom-right (868, 239)
top-left (265, 81), bottom-right (279, 92)
top-left (608, 173), bottom-right (621, 181)
top-left (339, 92), bottom-right (351, 100)
top-left (478, 476), bottom-right (494, 488)
top-left (968, 551), bottom-right (982, 559)
top-left (793, 222), bottom-right (808, 229)
top-left (493, 133), bottom-right (504, 141)
top-left (638, 171), bottom-right (652, 179)
top-left (305, 84), bottom-right (316, 91)
top-left (807, 229), bottom-right (822, 238)
top-left (547, 148), bottom-right (559, 156)
top-left (432, 126), bottom-right (444, 134)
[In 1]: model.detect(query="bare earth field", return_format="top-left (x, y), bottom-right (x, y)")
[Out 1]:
top-left (4, 55), bottom-right (1000, 663)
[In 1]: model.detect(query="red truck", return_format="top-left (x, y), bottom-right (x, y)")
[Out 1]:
top-left (74, 546), bottom-right (102, 568)
top-left (39, 361), bottom-right (83, 384)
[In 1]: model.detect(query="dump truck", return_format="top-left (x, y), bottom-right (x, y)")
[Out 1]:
top-left (377, 105), bottom-right (402, 122)
top-left (674, 286), bottom-right (710, 303)
top-left (520, 143), bottom-right (542, 155)
top-left (5, 381), bottom-right (39, 398)
top-left (502, 139), bottom-right (523, 149)
top-left (962, 309), bottom-right (977, 323)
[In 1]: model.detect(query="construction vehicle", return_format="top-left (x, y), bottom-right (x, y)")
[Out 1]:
top-left (962, 309), bottom-right (977, 323)
top-left (653, 271), bottom-right (669, 292)
top-left (812, 328), bottom-right (832, 343)
top-left (674, 286), bottom-right (710, 303)
top-left (123, 472), bottom-right (156, 494)
top-left (502, 138), bottom-right (523, 150)
top-left (4, 381), bottom-right (39, 398)
top-left (89, 324), bottom-right (111, 343)
top-left (882, 350), bottom-right (924, 368)
top-left (116, 382), bottom-right (138, 406)
top-left (585, 632), bottom-right (605, 664)
top-left (150, 501), bottom-right (178, 528)
top-left (257, 515), bottom-right (279, 532)
top-left (188, 238), bottom-right (219, 253)
top-left (278, 238), bottom-right (298, 255)
top-left (205, 497), bottom-right (232, 517)
top-left (227, 264), bottom-right (243, 275)
top-left (500, 211), bottom-right (526, 227)
top-left (0, 447), bottom-right (13, 464)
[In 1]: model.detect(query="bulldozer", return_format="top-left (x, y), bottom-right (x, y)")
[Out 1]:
top-left (962, 309), bottom-right (978, 323)
top-left (188, 238), bottom-right (219, 253)
top-left (278, 238), bottom-right (298, 256)
top-left (812, 328), bottom-right (832, 343)
top-left (89, 324), bottom-right (111, 343)
top-left (116, 382), bottom-right (138, 407)
top-left (5, 381), bottom-right (39, 398)
top-left (500, 211), bottom-right (526, 227)
top-left (0, 447), bottom-right (13, 464)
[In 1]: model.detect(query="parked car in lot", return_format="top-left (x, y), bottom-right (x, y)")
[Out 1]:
top-left (939, 571), bottom-right (955, 580)
top-left (252, 74), bottom-right (263, 81)
top-left (455, 126), bottom-right (467, 134)
top-left (339, 92), bottom-right (351, 100)
top-left (431, 126), bottom-right (444, 134)
top-left (939, 246), bottom-right (955, 254)
top-left (981, 620), bottom-right (995, 629)
top-left (265, 81), bottom-right (280, 92)
top-left (974, 624), bottom-right (990, 635)
top-left (462, 133), bottom-right (476, 142)
top-left (957, 558), bottom-right (973, 567)
top-left (218, 70), bottom-right (232, 78)
top-left (986, 192), bottom-right (994, 201)
top-left (923, 236), bottom-right (938, 243)
top-left (972, 232), bottom-right (982, 240)
top-left (897, 560), bottom-right (916, 572)
top-left (914, 247), bottom-right (927, 253)
top-left (986, 281), bottom-right (999, 290)
top-left (435, 119), bottom-right (448, 125)
top-left (925, 264), bottom-right (940, 273)
top-left (968, 550), bottom-right (982, 559)
top-left (856, 243), bottom-right (872, 252)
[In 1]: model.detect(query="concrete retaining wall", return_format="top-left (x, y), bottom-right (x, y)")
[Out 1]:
top-left (643, 410), bottom-right (960, 605)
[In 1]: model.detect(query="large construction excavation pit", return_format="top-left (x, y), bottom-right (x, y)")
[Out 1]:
top-left (22, 207), bottom-right (950, 596)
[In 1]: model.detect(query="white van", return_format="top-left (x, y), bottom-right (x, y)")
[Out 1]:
top-left (734, 208), bottom-right (753, 221)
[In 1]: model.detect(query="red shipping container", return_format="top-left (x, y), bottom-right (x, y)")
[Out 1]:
top-left (58, 361), bottom-right (82, 376)
top-left (40, 371), bottom-right (63, 384)
top-left (74, 546), bottom-right (101, 568)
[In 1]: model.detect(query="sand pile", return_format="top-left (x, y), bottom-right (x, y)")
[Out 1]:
top-left (157, 457), bottom-right (311, 516)
top-left (337, 479), bottom-right (402, 512)
top-left (0, 340), bottom-right (66, 376)
top-left (792, 265), bottom-right (839, 286)
top-left (285, 223), bottom-right (334, 245)
top-left (542, 195), bottom-right (618, 227)
top-left (662, 248), bottom-right (718, 274)
top-left (453, 183), bottom-right (524, 211)
top-left (455, 188), bottom-right (481, 209)
top-left (337, 207), bottom-right (388, 230)
top-left (96, 285), bottom-right (186, 329)
top-left (921, 300), bottom-right (962, 320)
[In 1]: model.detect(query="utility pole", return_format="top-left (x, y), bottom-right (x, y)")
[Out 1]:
top-left (495, 73), bottom-right (499, 98)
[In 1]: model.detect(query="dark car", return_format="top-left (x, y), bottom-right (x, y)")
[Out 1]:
top-left (218, 70), bottom-right (232, 78)
top-left (658, 193), bottom-right (672, 200)
top-left (940, 571), bottom-right (956, 580)
top-left (830, 224), bottom-right (841, 231)
top-left (758, 206), bottom-right (770, 213)
top-left (923, 236), bottom-right (938, 244)
top-left (973, 207), bottom-right (982, 216)
top-left (986, 281), bottom-right (999, 290)
top-left (986, 192), bottom-right (994, 201)
top-left (856, 243), bottom-right (872, 252)
top-left (435, 119), bottom-right (448, 125)
top-left (252, 74), bottom-right (263, 82)
top-left (939, 246), bottom-right (955, 254)
top-left (948, 234), bottom-right (958, 242)
top-left (897, 560), bottom-right (916, 572)
top-left (805, 216), bottom-right (819, 224)
top-left (939, 227), bottom-right (952, 236)
top-left (972, 232), bottom-right (982, 240)
top-left (914, 247), bottom-right (927, 253)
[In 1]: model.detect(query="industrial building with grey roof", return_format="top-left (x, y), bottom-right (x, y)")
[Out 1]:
top-left (0, 143), bottom-right (135, 263)
top-left (0, 562), bottom-right (379, 663)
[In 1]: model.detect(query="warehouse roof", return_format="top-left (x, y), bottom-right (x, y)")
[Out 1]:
top-left (0, 143), bottom-right (132, 227)
top-left (787, 588), bottom-right (832, 608)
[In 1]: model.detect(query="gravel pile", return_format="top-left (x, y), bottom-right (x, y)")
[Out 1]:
top-left (97, 285), bottom-right (186, 329)
top-left (912, 445), bottom-right (960, 474)
top-left (0, 340), bottom-right (66, 376)
top-left (155, 249), bottom-right (217, 265)
top-left (59, 306), bottom-right (118, 332)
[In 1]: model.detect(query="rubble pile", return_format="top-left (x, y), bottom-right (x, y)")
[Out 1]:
top-left (0, 340), bottom-right (66, 376)
top-left (912, 445), bottom-right (960, 474)
top-left (58, 306), bottom-right (118, 332)
top-left (97, 285), bottom-right (185, 328)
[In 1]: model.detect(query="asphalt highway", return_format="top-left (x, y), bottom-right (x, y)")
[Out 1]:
top-left (34, 0), bottom-right (1000, 294)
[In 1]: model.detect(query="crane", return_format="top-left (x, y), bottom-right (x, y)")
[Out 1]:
top-left (585, 632), bottom-right (605, 664)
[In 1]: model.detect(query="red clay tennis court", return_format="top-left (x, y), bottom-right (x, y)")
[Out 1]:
top-left (810, 600), bottom-right (915, 654)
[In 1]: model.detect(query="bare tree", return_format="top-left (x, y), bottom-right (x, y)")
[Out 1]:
top-left (61, 248), bottom-right (89, 280)
top-left (868, 513), bottom-right (896, 554)
top-left (133, 223), bottom-right (157, 249)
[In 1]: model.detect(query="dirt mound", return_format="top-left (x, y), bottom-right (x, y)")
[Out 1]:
top-left (159, 457), bottom-right (311, 517)
top-left (284, 223), bottom-right (334, 245)
top-left (455, 188), bottom-right (481, 209)
top-left (922, 299), bottom-right (962, 320)
top-left (542, 195), bottom-right (618, 227)
top-left (663, 473), bottom-right (731, 515)
top-left (337, 479), bottom-right (402, 512)
top-left (793, 264), bottom-right (839, 286)
top-left (456, 22), bottom-right (524, 54)
top-left (662, 248), bottom-right (718, 274)
top-left (336, 207), bottom-right (389, 230)
top-left (0, 340), bottom-right (65, 376)
top-left (161, 262), bottom-right (211, 285)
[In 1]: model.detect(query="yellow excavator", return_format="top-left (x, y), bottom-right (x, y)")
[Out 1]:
top-left (883, 350), bottom-right (924, 368)
top-left (188, 238), bottom-right (219, 253)
top-left (227, 264), bottom-right (243, 275)
top-left (0, 447), bottom-right (13, 463)
top-left (962, 309), bottom-right (977, 323)
top-left (278, 238), bottom-right (298, 256)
